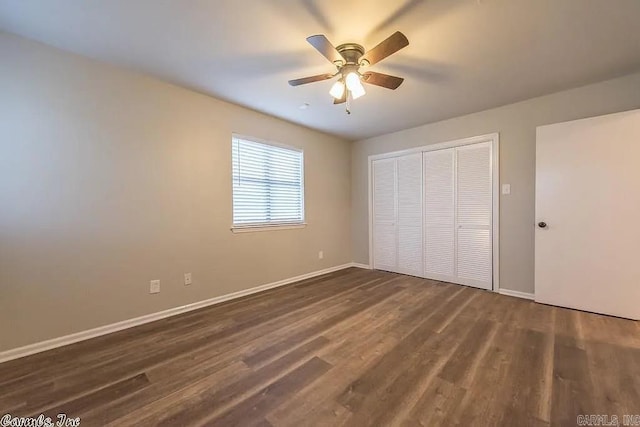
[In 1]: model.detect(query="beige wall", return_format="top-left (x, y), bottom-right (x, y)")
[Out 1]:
top-left (3, 29), bottom-right (640, 353)
top-left (352, 72), bottom-right (640, 294)
top-left (0, 33), bottom-right (352, 351)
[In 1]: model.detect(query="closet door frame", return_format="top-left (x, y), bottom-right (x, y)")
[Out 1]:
top-left (368, 133), bottom-right (500, 292)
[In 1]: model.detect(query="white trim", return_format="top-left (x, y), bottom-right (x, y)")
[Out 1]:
top-left (498, 288), bottom-right (535, 300)
top-left (232, 133), bottom-right (303, 153)
top-left (231, 223), bottom-right (307, 233)
top-left (491, 135), bottom-right (500, 293)
top-left (368, 133), bottom-right (499, 161)
top-left (368, 153), bottom-right (374, 272)
top-left (351, 262), bottom-right (372, 269)
top-left (368, 133), bottom-right (500, 292)
top-left (0, 262), bottom-right (359, 364)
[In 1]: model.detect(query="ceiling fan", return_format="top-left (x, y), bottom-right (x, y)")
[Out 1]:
top-left (288, 31), bottom-right (409, 112)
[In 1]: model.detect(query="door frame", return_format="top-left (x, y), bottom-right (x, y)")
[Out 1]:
top-left (368, 133), bottom-right (500, 292)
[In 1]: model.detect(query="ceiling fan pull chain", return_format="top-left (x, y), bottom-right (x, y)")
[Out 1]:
top-left (346, 91), bottom-right (351, 115)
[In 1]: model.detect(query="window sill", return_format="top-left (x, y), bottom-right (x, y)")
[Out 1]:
top-left (231, 223), bottom-right (307, 233)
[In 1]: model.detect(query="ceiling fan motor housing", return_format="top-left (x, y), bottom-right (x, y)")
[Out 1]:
top-left (336, 43), bottom-right (366, 66)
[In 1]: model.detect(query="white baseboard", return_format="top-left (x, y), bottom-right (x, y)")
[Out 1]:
top-left (498, 288), bottom-right (535, 300)
top-left (0, 262), bottom-right (360, 364)
top-left (351, 262), bottom-right (372, 269)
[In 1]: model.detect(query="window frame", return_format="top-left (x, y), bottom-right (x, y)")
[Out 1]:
top-left (231, 134), bottom-right (306, 232)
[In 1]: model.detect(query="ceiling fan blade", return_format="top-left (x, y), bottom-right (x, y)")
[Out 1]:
top-left (333, 91), bottom-right (347, 104)
top-left (288, 73), bottom-right (334, 86)
top-left (360, 31), bottom-right (409, 66)
top-left (306, 35), bottom-right (345, 65)
top-left (362, 72), bottom-right (404, 90)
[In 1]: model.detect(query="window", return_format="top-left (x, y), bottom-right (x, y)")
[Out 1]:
top-left (232, 135), bottom-right (305, 229)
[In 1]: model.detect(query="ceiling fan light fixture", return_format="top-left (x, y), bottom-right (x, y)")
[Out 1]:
top-left (346, 72), bottom-right (366, 99)
top-left (329, 79), bottom-right (345, 99)
top-left (345, 72), bottom-right (360, 91)
top-left (350, 84), bottom-right (366, 100)
top-left (290, 32), bottom-right (409, 109)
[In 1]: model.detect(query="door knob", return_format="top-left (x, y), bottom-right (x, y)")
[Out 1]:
top-left (538, 222), bottom-right (547, 228)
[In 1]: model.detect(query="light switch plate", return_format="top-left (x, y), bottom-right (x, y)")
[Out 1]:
top-left (501, 184), bottom-right (511, 195)
top-left (150, 280), bottom-right (160, 294)
top-left (184, 273), bottom-right (192, 286)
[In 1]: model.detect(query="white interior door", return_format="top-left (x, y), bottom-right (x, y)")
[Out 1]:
top-left (423, 148), bottom-right (456, 282)
top-left (423, 143), bottom-right (493, 289)
top-left (455, 143), bottom-right (493, 289)
top-left (372, 158), bottom-right (397, 272)
top-left (535, 109), bottom-right (640, 320)
top-left (397, 153), bottom-right (423, 276)
top-left (372, 137), bottom-right (495, 288)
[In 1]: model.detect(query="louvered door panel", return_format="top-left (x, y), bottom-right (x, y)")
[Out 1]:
top-left (374, 224), bottom-right (397, 270)
top-left (373, 159), bottom-right (396, 224)
top-left (397, 153), bottom-right (423, 276)
top-left (372, 158), bottom-right (398, 272)
top-left (457, 143), bottom-right (492, 227)
top-left (457, 229), bottom-right (492, 285)
top-left (423, 148), bottom-right (455, 281)
top-left (455, 142), bottom-right (492, 289)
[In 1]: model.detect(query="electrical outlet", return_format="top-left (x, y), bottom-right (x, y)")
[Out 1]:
top-left (502, 184), bottom-right (511, 195)
top-left (318, 250), bottom-right (324, 260)
top-left (184, 273), bottom-right (192, 286)
top-left (149, 280), bottom-right (160, 294)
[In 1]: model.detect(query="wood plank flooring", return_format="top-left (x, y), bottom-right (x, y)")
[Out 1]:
top-left (1, 268), bottom-right (639, 426)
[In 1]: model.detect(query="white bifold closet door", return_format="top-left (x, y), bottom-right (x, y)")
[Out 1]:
top-left (372, 153), bottom-right (423, 276)
top-left (372, 158), bottom-right (397, 272)
top-left (396, 154), bottom-right (423, 276)
top-left (423, 149), bottom-right (456, 281)
top-left (423, 142), bottom-right (493, 289)
top-left (372, 142), bottom-right (492, 289)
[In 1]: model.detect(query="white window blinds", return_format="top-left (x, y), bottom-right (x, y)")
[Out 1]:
top-left (232, 136), bottom-right (304, 227)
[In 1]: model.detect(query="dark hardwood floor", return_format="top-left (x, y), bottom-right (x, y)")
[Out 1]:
top-left (1, 268), bottom-right (639, 426)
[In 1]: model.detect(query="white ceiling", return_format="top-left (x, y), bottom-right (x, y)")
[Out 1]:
top-left (1, 0), bottom-right (640, 140)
